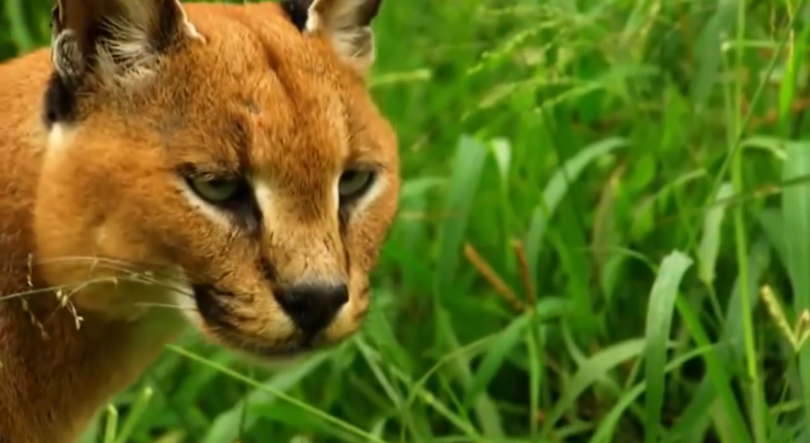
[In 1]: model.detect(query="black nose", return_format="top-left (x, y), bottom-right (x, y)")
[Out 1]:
top-left (273, 283), bottom-right (349, 335)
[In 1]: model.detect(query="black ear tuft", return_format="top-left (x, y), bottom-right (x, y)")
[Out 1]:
top-left (281, 0), bottom-right (313, 31)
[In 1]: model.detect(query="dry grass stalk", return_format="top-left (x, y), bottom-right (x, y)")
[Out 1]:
top-left (511, 239), bottom-right (536, 306)
top-left (464, 243), bottom-right (525, 312)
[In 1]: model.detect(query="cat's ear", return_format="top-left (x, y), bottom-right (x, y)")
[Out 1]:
top-left (286, 0), bottom-right (384, 76)
top-left (51, 0), bottom-right (201, 88)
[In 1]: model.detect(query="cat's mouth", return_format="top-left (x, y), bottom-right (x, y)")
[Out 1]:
top-left (190, 283), bottom-right (329, 359)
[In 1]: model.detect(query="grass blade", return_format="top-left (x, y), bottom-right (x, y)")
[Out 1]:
top-left (200, 351), bottom-right (334, 443)
top-left (435, 134), bottom-right (489, 296)
top-left (644, 250), bottom-right (693, 443)
top-left (112, 386), bottom-right (154, 443)
top-left (525, 137), bottom-right (628, 285)
top-left (669, 238), bottom-right (770, 443)
top-left (430, 133), bottom-right (503, 438)
top-left (782, 141), bottom-right (810, 427)
top-left (464, 312), bottom-right (531, 408)
top-left (589, 345), bottom-right (716, 443)
top-left (689, 0), bottom-right (736, 113)
top-left (103, 405), bottom-right (119, 443)
top-left (698, 183), bottom-right (734, 285)
top-left (541, 338), bottom-right (647, 436)
top-left (433, 305), bottom-right (505, 438)
top-left (4, 0), bottom-right (35, 52)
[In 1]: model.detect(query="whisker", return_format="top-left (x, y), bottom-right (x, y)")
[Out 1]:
top-left (0, 278), bottom-right (119, 302)
top-left (35, 256), bottom-right (174, 273)
top-left (0, 274), bottom-right (195, 303)
top-left (133, 302), bottom-right (199, 312)
top-left (31, 255), bottom-right (208, 284)
top-left (40, 257), bottom-right (192, 281)
top-left (30, 257), bottom-right (196, 297)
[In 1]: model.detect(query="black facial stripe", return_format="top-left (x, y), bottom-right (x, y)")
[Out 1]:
top-left (258, 256), bottom-right (278, 283)
top-left (192, 283), bottom-right (235, 299)
top-left (229, 185), bottom-right (263, 236)
top-left (343, 239), bottom-right (352, 276)
top-left (193, 284), bottom-right (229, 324)
top-left (192, 284), bottom-right (245, 331)
top-left (338, 207), bottom-right (350, 236)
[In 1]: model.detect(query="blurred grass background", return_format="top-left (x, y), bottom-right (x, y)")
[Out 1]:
top-left (3, 0), bottom-right (810, 442)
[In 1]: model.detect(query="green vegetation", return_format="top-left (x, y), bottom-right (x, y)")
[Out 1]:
top-left (3, 0), bottom-right (810, 442)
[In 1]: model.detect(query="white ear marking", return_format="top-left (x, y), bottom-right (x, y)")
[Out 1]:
top-left (51, 0), bottom-right (200, 88)
top-left (176, 2), bottom-right (205, 42)
top-left (184, 21), bottom-right (204, 41)
top-left (305, 0), bottom-right (375, 32)
top-left (302, 0), bottom-right (382, 75)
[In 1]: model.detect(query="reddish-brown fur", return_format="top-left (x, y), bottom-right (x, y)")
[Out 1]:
top-left (0, 1), bottom-right (399, 441)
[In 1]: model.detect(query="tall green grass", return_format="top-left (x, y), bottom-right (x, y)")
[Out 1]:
top-left (3, 0), bottom-right (810, 442)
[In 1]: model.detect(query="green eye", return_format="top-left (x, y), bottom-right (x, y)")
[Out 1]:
top-left (338, 170), bottom-right (374, 203)
top-left (189, 176), bottom-right (241, 203)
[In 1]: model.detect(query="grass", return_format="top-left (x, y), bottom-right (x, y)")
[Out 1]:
top-left (2, 0), bottom-right (810, 442)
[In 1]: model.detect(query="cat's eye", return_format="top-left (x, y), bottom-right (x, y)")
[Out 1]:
top-left (338, 170), bottom-right (375, 204)
top-left (188, 176), bottom-right (242, 204)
